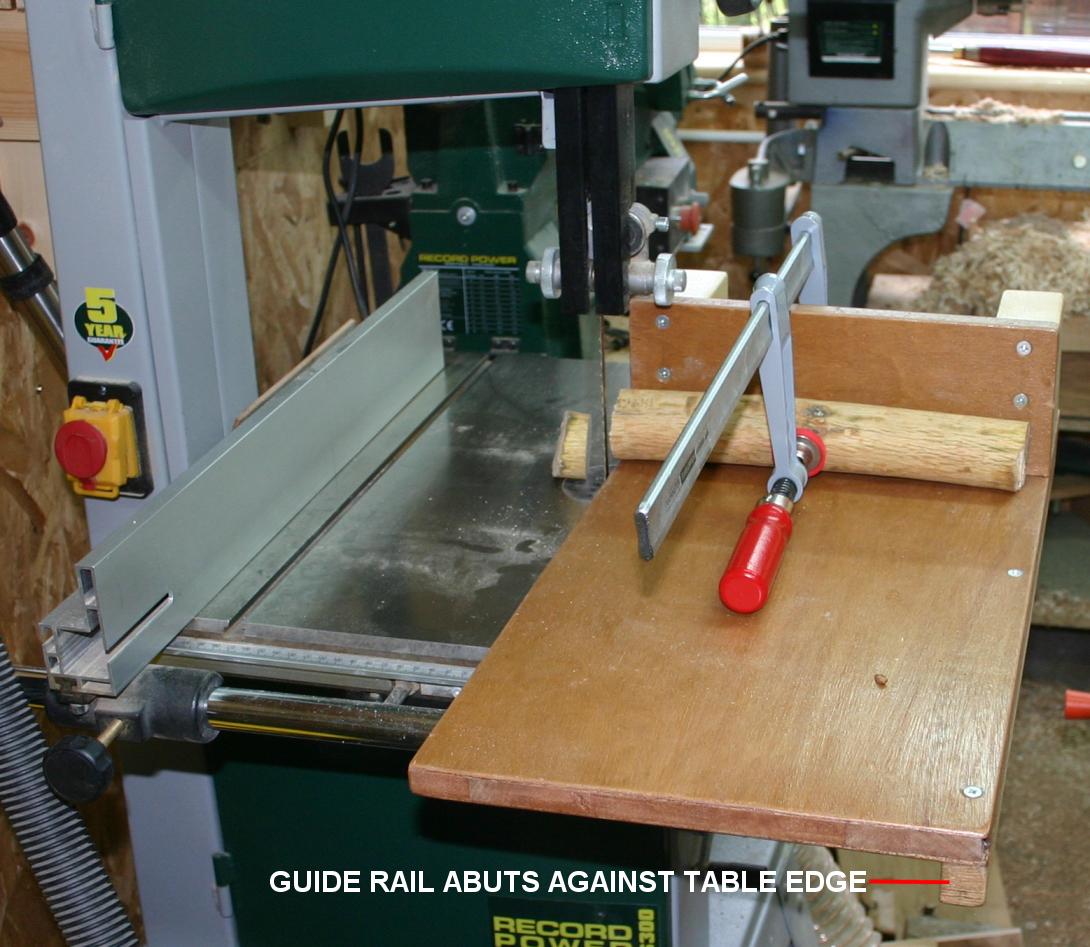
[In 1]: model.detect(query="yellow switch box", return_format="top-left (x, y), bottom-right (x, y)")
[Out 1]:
top-left (54, 396), bottom-right (140, 500)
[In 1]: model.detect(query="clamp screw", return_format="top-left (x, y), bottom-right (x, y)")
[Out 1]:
top-left (962, 785), bottom-right (984, 799)
top-left (657, 367), bottom-right (672, 383)
top-left (1012, 393), bottom-right (1029, 409)
top-left (656, 315), bottom-right (670, 330)
top-left (654, 216), bottom-right (671, 233)
top-left (526, 247), bottom-right (562, 299)
top-left (1016, 340), bottom-right (1032, 357)
top-left (652, 254), bottom-right (687, 307)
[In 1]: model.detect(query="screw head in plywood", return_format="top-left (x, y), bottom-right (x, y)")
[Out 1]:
top-left (657, 367), bottom-right (672, 382)
top-left (1016, 340), bottom-right (1032, 357)
top-left (962, 785), bottom-right (983, 799)
top-left (1008, 568), bottom-right (1023, 578)
top-left (656, 315), bottom-right (670, 329)
top-left (1012, 393), bottom-right (1029, 409)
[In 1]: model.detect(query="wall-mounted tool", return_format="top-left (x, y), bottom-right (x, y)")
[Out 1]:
top-left (635, 212), bottom-right (827, 612)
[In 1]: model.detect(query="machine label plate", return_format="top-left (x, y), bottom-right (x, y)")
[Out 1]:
top-left (489, 896), bottom-right (666, 947)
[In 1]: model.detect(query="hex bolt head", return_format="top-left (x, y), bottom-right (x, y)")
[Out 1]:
top-left (657, 367), bottom-right (672, 383)
top-left (1012, 393), bottom-right (1029, 409)
top-left (455, 205), bottom-right (477, 226)
top-left (962, 785), bottom-right (984, 799)
top-left (656, 315), bottom-right (670, 330)
top-left (1016, 340), bottom-right (1032, 357)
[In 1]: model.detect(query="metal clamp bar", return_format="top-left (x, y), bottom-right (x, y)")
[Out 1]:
top-left (634, 212), bottom-right (826, 560)
top-left (755, 213), bottom-right (827, 496)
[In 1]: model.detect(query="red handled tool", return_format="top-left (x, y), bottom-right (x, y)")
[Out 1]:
top-left (719, 428), bottom-right (825, 613)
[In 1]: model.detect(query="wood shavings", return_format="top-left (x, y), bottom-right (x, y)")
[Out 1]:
top-left (912, 215), bottom-right (1090, 321)
top-left (933, 97), bottom-right (1063, 126)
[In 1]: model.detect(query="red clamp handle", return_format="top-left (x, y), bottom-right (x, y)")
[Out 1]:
top-left (1065, 689), bottom-right (1090, 719)
top-left (719, 428), bottom-right (826, 614)
top-left (719, 501), bottom-right (793, 614)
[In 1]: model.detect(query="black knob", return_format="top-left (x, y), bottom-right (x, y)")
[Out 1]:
top-left (717, 0), bottom-right (762, 15)
top-left (42, 734), bottom-right (115, 805)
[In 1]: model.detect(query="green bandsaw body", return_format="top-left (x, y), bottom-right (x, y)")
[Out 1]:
top-left (400, 98), bottom-right (577, 356)
top-left (400, 73), bottom-right (693, 355)
top-left (109, 0), bottom-right (655, 115)
top-left (210, 739), bottom-right (675, 946)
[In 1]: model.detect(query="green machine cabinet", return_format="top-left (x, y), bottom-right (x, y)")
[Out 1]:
top-left (211, 739), bottom-right (675, 946)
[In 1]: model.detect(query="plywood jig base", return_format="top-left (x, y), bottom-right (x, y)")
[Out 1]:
top-left (410, 291), bottom-right (1061, 908)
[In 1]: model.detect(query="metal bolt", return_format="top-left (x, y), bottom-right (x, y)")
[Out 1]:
top-left (656, 314), bottom-right (670, 330)
top-left (654, 216), bottom-right (670, 233)
top-left (1074, 154), bottom-right (1088, 170)
top-left (1008, 568), bottom-right (1023, 578)
top-left (455, 205), bottom-right (477, 226)
top-left (1016, 340), bottom-right (1032, 357)
top-left (1012, 393), bottom-right (1029, 409)
top-left (657, 367), bottom-right (672, 383)
top-left (962, 785), bottom-right (983, 799)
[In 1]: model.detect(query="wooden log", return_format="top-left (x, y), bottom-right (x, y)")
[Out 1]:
top-left (609, 389), bottom-right (1028, 492)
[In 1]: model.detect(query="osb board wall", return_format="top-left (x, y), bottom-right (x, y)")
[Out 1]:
top-left (681, 52), bottom-right (1090, 296)
top-left (0, 157), bottom-right (141, 942)
top-left (233, 107), bottom-right (408, 392)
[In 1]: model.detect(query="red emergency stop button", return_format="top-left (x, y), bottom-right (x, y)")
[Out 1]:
top-left (54, 420), bottom-right (108, 481)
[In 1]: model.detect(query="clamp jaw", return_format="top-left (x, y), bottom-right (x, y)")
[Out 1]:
top-left (635, 211), bottom-right (828, 612)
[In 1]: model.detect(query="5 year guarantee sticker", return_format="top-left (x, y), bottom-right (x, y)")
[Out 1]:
top-left (75, 287), bottom-right (133, 361)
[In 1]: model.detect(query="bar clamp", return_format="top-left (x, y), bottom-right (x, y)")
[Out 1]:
top-left (634, 211), bottom-right (828, 612)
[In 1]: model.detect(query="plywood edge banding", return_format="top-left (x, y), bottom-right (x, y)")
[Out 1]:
top-left (408, 765), bottom-right (991, 867)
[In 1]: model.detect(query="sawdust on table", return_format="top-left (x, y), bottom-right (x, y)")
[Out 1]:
top-left (912, 215), bottom-right (1090, 322)
top-left (932, 96), bottom-right (1064, 126)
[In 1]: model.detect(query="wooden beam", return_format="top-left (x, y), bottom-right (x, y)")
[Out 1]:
top-left (609, 389), bottom-right (1028, 492)
top-left (631, 294), bottom-right (1060, 477)
top-left (939, 863), bottom-right (989, 907)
